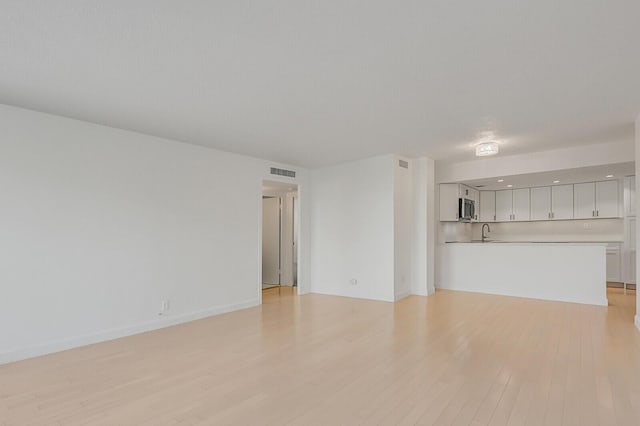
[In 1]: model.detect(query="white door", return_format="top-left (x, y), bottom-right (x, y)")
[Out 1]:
top-left (551, 185), bottom-right (574, 220)
top-left (512, 188), bottom-right (530, 221)
top-left (479, 191), bottom-right (496, 222)
top-left (574, 182), bottom-right (596, 219)
top-left (595, 180), bottom-right (619, 218)
top-left (495, 190), bottom-right (513, 222)
top-left (530, 187), bottom-right (551, 221)
top-left (262, 197), bottom-right (280, 286)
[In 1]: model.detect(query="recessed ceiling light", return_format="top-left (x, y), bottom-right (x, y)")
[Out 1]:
top-left (475, 142), bottom-right (499, 157)
top-left (553, 180), bottom-right (560, 183)
top-left (606, 174), bottom-right (614, 178)
top-left (507, 184), bottom-right (513, 188)
top-left (497, 179), bottom-right (504, 183)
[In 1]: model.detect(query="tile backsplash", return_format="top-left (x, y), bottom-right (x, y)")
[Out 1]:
top-left (440, 219), bottom-right (624, 243)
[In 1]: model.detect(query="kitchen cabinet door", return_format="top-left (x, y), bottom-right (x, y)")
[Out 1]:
top-left (574, 182), bottom-right (596, 219)
top-left (495, 190), bottom-right (513, 222)
top-left (439, 184), bottom-right (460, 221)
top-left (479, 191), bottom-right (496, 222)
top-left (530, 187), bottom-right (551, 220)
top-left (551, 184), bottom-right (574, 220)
top-left (626, 217), bottom-right (636, 284)
top-left (626, 176), bottom-right (636, 217)
top-left (595, 180), bottom-right (619, 218)
top-left (512, 188), bottom-right (530, 221)
top-left (606, 244), bottom-right (622, 283)
top-left (627, 251), bottom-right (636, 285)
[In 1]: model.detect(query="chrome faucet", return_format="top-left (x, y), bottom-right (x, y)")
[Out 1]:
top-left (481, 223), bottom-right (491, 242)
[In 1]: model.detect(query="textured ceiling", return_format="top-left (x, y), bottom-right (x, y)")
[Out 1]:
top-left (1, 1), bottom-right (639, 167)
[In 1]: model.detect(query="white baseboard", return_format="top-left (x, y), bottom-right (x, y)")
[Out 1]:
top-left (0, 298), bottom-right (259, 365)
top-left (394, 291), bottom-right (410, 301)
top-left (635, 315), bottom-right (640, 332)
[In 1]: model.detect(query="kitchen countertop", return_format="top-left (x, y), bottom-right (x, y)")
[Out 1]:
top-left (445, 240), bottom-right (621, 244)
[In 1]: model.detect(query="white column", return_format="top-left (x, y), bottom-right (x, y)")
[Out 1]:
top-left (635, 114), bottom-right (640, 330)
top-left (426, 158), bottom-right (436, 295)
top-left (411, 157), bottom-right (436, 296)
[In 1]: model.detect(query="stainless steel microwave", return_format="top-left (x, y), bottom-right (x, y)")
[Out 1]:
top-left (458, 198), bottom-right (475, 221)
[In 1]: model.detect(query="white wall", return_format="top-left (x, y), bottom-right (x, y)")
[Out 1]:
top-left (309, 154), bottom-right (436, 302)
top-left (0, 104), bottom-right (308, 363)
top-left (309, 155), bottom-right (395, 301)
top-left (394, 157), bottom-right (412, 300)
top-left (437, 140), bottom-right (634, 184)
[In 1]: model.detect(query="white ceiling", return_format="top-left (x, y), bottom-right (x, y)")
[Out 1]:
top-left (1, 1), bottom-right (639, 168)
top-left (462, 162), bottom-right (635, 191)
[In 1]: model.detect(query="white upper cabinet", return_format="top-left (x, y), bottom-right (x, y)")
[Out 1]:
top-left (574, 182), bottom-right (596, 219)
top-left (495, 189), bottom-right (530, 221)
top-left (573, 181), bottom-right (620, 219)
top-left (595, 180), bottom-right (619, 218)
top-left (551, 185), bottom-right (574, 220)
top-left (530, 187), bottom-right (552, 220)
top-left (512, 188), bottom-right (530, 221)
top-left (495, 190), bottom-right (513, 222)
top-left (442, 180), bottom-right (619, 222)
top-left (439, 183), bottom-right (481, 221)
top-left (439, 183), bottom-right (460, 221)
top-left (479, 191), bottom-right (496, 222)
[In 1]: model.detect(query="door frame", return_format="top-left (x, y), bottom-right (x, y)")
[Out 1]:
top-left (259, 179), bottom-right (303, 304)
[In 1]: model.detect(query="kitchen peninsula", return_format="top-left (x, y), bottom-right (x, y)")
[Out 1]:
top-left (439, 241), bottom-right (608, 306)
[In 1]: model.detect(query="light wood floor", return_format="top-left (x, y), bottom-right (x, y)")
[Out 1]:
top-left (2, 287), bottom-right (640, 425)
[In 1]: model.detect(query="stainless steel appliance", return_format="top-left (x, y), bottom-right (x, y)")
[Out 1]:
top-left (458, 197), bottom-right (475, 221)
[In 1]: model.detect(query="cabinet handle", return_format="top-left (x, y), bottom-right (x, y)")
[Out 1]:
top-left (592, 210), bottom-right (595, 217)
top-left (597, 210), bottom-right (599, 217)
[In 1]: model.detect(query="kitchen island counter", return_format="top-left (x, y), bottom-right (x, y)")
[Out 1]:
top-left (439, 242), bottom-right (608, 306)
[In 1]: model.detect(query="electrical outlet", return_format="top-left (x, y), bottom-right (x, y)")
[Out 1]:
top-left (159, 299), bottom-right (170, 315)
top-left (350, 279), bottom-right (358, 286)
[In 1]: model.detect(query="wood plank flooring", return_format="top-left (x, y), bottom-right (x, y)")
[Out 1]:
top-left (1, 287), bottom-right (639, 425)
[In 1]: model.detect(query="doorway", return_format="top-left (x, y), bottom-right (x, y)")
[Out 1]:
top-left (262, 180), bottom-right (298, 299)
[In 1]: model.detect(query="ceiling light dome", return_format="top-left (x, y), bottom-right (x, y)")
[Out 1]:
top-left (475, 142), bottom-right (499, 157)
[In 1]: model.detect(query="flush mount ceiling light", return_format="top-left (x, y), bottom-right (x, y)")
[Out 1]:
top-left (475, 142), bottom-right (499, 157)
top-left (497, 179), bottom-right (504, 183)
top-left (606, 174), bottom-right (614, 178)
top-left (553, 180), bottom-right (560, 183)
top-left (507, 184), bottom-right (513, 188)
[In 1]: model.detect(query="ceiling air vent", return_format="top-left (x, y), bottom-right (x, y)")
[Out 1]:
top-left (270, 167), bottom-right (296, 178)
top-left (398, 160), bottom-right (409, 169)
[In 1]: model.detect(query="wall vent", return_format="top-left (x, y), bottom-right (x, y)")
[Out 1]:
top-left (270, 167), bottom-right (296, 178)
top-left (398, 160), bottom-right (409, 169)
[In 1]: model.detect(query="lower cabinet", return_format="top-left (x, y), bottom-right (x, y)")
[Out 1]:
top-left (626, 250), bottom-right (636, 285)
top-left (606, 244), bottom-right (622, 283)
